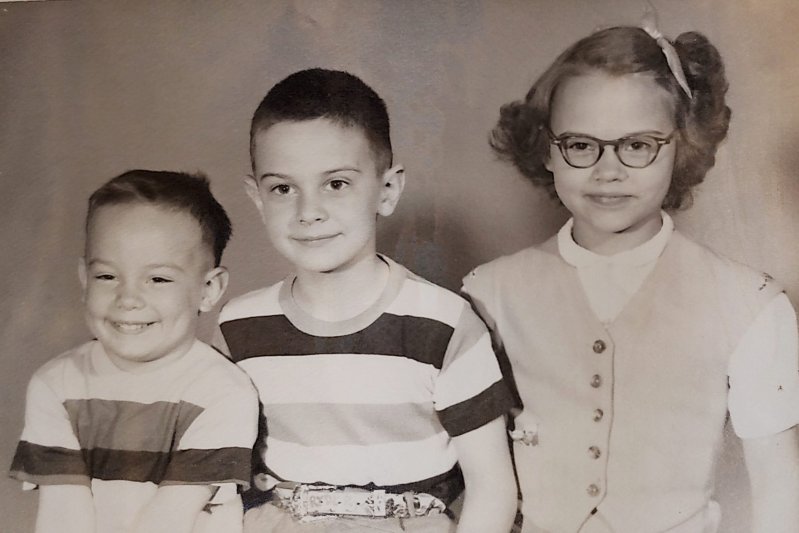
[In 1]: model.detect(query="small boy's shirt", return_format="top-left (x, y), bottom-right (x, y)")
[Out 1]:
top-left (557, 212), bottom-right (799, 439)
top-left (9, 339), bottom-right (259, 533)
top-left (219, 255), bottom-right (513, 497)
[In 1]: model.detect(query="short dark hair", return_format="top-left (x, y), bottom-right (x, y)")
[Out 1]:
top-left (86, 170), bottom-right (232, 266)
top-left (250, 68), bottom-right (393, 173)
top-left (490, 26), bottom-right (730, 210)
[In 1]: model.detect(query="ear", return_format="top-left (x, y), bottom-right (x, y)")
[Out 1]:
top-left (544, 152), bottom-right (554, 173)
top-left (78, 257), bottom-right (88, 292)
top-left (199, 267), bottom-right (229, 313)
top-left (243, 174), bottom-right (265, 216)
top-left (377, 165), bottom-right (406, 217)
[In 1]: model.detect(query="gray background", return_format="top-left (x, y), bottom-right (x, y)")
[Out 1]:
top-left (1, 1), bottom-right (797, 531)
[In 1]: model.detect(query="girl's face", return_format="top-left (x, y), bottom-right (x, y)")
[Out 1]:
top-left (546, 72), bottom-right (676, 255)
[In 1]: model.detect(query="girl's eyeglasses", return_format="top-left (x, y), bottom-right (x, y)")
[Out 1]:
top-left (547, 128), bottom-right (674, 169)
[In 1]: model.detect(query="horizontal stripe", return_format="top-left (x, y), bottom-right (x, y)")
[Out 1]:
top-left (386, 275), bottom-right (465, 328)
top-left (266, 402), bottom-right (441, 446)
top-left (222, 313), bottom-right (453, 368)
top-left (77, 446), bottom-right (251, 484)
top-left (266, 465), bottom-right (465, 505)
top-left (263, 432), bottom-right (457, 487)
top-left (160, 448), bottom-right (252, 486)
top-left (10, 441), bottom-right (89, 479)
top-left (438, 380), bottom-right (514, 436)
top-left (12, 472), bottom-right (91, 488)
top-left (63, 399), bottom-right (204, 453)
top-left (240, 353), bottom-right (437, 405)
top-left (434, 332), bottom-right (503, 410)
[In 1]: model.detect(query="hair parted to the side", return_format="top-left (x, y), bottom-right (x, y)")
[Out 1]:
top-left (86, 170), bottom-right (232, 266)
top-left (490, 26), bottom-right (730, 210)
top-left (249, 68), bottom-right (393, 174)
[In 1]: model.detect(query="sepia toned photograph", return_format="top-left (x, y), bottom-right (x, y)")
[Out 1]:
top-left (1, 1), bottom-right (798, 532)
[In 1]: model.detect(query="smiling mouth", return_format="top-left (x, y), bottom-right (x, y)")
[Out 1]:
top-left (586, 194), bottom-right (633, 206)
top-left (293, 234), bottom-right (340, 245)
top-left (111, 321), bottom-right (156, 333)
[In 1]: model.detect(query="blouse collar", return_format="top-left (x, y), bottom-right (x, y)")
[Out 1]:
top-left (558, 211), bottom-right (674, 268)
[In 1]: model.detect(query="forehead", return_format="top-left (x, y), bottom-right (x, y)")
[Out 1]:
top-left (86, 203), bottom-right (207, 263)
top-left (252, 118), bottom-right (376, 173)
top-left (550, 72), bottom-right (675, 137)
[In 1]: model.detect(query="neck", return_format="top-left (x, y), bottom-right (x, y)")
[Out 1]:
top-left (292, 254), bottom-right (389, 321)
top-left (574, 214), bottom-right (664, 256)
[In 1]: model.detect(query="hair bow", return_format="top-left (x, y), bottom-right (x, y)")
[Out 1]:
top-left (641, 5), bottom-right (692, 99)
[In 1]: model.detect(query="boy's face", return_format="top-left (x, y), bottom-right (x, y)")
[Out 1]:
top-left (79, 203), bottom-right (227, 371)
top-left (246, 118), bottom-right (403, 277)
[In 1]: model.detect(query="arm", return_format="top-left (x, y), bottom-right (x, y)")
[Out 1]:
top-left (742, 425), bottom-right (799, 533)
top-left (452, 416), bottom-right (517, 533)
top-left (130, 485), bottom-right (215, 533)
top-left (36, 485), bottom-right (95, 533)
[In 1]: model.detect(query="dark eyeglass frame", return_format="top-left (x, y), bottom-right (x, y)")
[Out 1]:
top-left (547, 128), bottom-right (675, 169)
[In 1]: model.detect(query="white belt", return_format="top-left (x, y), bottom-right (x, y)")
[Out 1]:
top-left (271, 482), bottom-right (447, 522)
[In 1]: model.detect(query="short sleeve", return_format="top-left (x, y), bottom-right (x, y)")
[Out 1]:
top-left (433, 304), bottom-right (513, 437)
top-left (728, 293), bottom-right (799, 439)
top-left (9, 373), bottom-right (89, 488)
top-left (162, 369), bottom-right (259, 502)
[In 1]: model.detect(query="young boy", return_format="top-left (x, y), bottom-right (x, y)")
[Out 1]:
top-left (218, 68), bottom-right (517, 532)
top-left (9, 170), bottom-right (259, 533)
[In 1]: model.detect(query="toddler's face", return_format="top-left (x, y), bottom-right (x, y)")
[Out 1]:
top-left (80, 203), bottom-right (221, 371)
top-left (546, 72), bottom-right (676, 254)
top-left (247, 118), bottom-right (397, 276)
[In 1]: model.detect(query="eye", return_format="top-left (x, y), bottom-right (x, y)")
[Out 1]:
top-left (270, 183), bottom-right (293, 196)
top-left (623, 138), bottom-right (657, 152)
top-left (150, 276), bottom-right (173, 284)
top-left (564, 138), bottom-right (597, 152)
top-left (326, 179), bottom-right (350, 191)
top-left (94, 273), bottom-right (115, 281)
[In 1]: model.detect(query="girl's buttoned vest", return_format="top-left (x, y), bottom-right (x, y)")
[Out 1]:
top-left (464, 231), bottom-right (781, 533)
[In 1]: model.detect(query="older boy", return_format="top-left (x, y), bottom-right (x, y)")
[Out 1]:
top-left (9, 170), bottom-right (259, 533)
top-left (218, 69), bottom-right (517, 532)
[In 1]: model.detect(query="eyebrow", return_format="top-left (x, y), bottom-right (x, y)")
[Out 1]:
top-left (258, 167), bottom-right (363, 182)
top-left (556, 129), bottom-right (670, 138)
top-left (87, 259), bottom-right (185, 272)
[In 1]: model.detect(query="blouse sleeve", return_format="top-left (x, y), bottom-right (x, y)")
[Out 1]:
top-left (728, 293), bottom-right (799, 439)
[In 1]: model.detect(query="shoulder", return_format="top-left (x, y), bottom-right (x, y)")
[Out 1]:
top-left (671, 231), bottom-right (783, 299)
top-left (389, 261), bottom-right (473, 328)
top-left (183, 341), bottom-right (255, 391)
top-left (219, 281), bottom-right (284, 323)
top-left (462, 236), bottom-right (561, 295)
top-left (30, 341), bottom-right (96, 390)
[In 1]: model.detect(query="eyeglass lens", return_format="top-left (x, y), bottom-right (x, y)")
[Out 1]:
top-left (561, 136), bottom-right (661, 168)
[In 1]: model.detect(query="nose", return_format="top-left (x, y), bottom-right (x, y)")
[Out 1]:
top-left (592, 146), bottom-right (627, 182)
top-left (297, 191), bottom-right (328, 225)
top-left (115, 281), bottom-right (144, 310)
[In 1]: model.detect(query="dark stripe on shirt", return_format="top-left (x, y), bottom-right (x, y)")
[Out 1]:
top-left (9, 441), bottom-right (251, 486)
top-left (63, 399), bottom-right (204, 453)
top-left (438, 380), bottom-right (514, 436)
top-left (10, 441), bottom-right (89, 481)
top-left (221, 313), bottom-right (454, 368)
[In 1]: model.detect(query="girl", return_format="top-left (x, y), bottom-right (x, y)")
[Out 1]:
top-left (462, 20), bottom-right (799, 533)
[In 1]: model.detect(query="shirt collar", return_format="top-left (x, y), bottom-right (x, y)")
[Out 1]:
top-left (558, 211), bottom-right (674, 268)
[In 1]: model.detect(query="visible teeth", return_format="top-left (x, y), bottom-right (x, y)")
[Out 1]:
top-left (114, 322), bottom-right (152, 332)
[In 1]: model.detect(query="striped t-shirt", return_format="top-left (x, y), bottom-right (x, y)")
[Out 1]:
top-left (219, 256), bottom-right (512, 499)
top-left (9, 339), bottom-right (259, 533)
